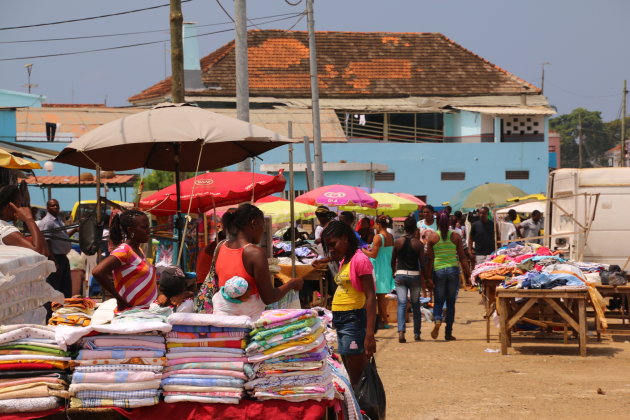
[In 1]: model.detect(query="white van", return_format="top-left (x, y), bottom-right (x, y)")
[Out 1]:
top-left (546, 168), bottom-right (630, 266)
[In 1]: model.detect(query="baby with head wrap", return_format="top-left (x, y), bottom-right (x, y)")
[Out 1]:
top-left (211, 275), bottom-right (265, 320)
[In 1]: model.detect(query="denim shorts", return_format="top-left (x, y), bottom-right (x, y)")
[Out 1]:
top-left (332, 308), bottom-right (367, 356)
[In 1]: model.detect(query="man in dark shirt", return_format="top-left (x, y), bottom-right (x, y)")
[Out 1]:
top-left (39, 199), bottom-right (78, 298)
top-left (467, 206), bottom-right (496, 266)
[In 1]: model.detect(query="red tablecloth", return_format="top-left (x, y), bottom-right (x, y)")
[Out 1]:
top-left (2, 400), bottom-right (335, 420)
top-left (114, 400), bottom-right (334, 420)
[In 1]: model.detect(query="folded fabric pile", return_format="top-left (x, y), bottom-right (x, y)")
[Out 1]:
top-left (246, 309), bottom-right (334, 402)
top-left (163, 312), bottom-right (253, 404)
top-left (58, 312), bottom-right (172, 409)
top-left (49, 297), bottom-right (96, 327)
top-left (0, 325), bottom-right (71, 414)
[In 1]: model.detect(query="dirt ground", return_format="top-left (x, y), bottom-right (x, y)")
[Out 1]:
top-left (374, 290), bottom-right (630, 420)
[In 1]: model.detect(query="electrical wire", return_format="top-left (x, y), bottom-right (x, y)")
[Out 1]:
top-left (284, 0), bottom-right (304, 6)
top-left (0, 14), bottom-right (302, 61)
top-left (215, 0), bottom-right (234, 22)
top-left (0, 12), bottom-right (301, 44)
top-left (284, 12), bottom-right (307, 31)
top-left (0, 1), bottom-right (192, 31)
top-left (546, 81), bottom-right (621, 99)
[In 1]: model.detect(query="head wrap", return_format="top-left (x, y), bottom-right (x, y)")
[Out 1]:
top-left (0, 185), bottom-right (18, 212)
top-left (220, 276), bottom-right (249, 304)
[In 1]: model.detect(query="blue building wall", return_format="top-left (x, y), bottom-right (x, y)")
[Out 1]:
top-left (253, 141), bottom-right (548, 207)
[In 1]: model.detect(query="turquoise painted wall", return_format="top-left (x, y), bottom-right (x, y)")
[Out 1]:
top-left (252, 141), bottom-right (548, 208)
top-left (0, 90), bottom-right (44, 108)
top-left (0, 110), bottom-right (16, 142)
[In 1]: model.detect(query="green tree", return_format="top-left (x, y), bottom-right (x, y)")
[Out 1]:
top-left (549, 108), bottom-right (614, 168)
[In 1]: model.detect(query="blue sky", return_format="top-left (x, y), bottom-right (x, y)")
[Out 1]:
top-left (1, 0), bottom-right (628, 121)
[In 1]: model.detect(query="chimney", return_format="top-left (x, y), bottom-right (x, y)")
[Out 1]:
top-left (183, 22), bottom-right (204, 91)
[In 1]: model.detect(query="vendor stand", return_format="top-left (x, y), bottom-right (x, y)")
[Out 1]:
top-left (480, 278), bottom-right (503, 343)
top-left (496, 286), bottom-right (589, 356)
top-left (593, 284), bottom-right (630, 340)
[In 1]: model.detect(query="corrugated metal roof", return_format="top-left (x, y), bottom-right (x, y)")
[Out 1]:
top-left (15, 106), bottom-right (346, 143)
top-left (452, 106), bottom-right (556, 115)
top-left (20, 174), bottom-right (138, 187)
top-left (0, 140), bottom-right (58, 161)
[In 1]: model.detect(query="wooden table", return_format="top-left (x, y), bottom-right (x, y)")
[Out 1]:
top-left (594, 284), bottom-right (630, 339)
top-left (275, 265), bottom-right (327, 307)
top-left (480, 278), bottom-right (503, 343)
top-left (496, 287), bottom-right (589, 357)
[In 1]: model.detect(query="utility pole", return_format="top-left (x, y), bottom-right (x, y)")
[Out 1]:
top-left (235, 0), bottom-right (251, 172)
top-left (23, 63), bottom-right (37, 94)
top-left (540, 62), bottom-right (550, 95)
top-left (621, 80), bottom-right (628, 167)
top-left (169, 0), bottom-right (185, 103)
top-left (306, 0), bottom-right (324, 188)
top-left (578, 113), bottom-right (583, 169)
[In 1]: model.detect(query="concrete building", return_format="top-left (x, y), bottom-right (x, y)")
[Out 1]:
top-left (130, 30), bottom-right (555, 205)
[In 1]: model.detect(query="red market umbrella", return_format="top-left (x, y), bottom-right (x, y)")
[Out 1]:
top-left (140, 171), bottom-right (286, 216)
top-left (296, 184), bottom-right (378, 208)
top-left (394, 193), bottom-right (426, 208)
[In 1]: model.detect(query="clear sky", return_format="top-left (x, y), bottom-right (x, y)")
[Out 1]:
top-left (1, 0), bottom-right (628, 121)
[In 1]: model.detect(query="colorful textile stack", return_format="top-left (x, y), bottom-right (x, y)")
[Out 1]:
top-left (57, 315), bottom-right (172, 409)
top-left (164, 312), bottom-right (253, 404)
top-left (0, 325), bottom-right (71, 414)
top-left (49, 297), bottom-right (96, 327)
top-left (246, 309), bottom-right (334, 402)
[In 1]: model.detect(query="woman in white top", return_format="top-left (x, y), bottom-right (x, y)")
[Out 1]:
top-left (0, 185), bottom-right (48, 255)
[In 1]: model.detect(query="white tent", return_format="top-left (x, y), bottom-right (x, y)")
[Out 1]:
top-left (496, 201), bottom-right (545, 215)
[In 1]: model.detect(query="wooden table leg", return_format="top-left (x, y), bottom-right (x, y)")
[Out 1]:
top-left (498, 296), bottom-right (509, 355)
top-left (578, 298), bottom-right (587, 357)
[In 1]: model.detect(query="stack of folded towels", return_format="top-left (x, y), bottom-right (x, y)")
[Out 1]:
top-left (0, 325), bottom-right (71, 414)
top-left (163, 312), bottom-right (253, 404)
top-left (61, 313), bottom-right (171, 409)
top-left (245, 309), bottom-right (334, 402)
top-left (49, 297), bottom-right (96, 327)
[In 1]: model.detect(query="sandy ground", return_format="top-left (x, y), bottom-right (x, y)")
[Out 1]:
top-left (374, 290), bottom-right (630, 420)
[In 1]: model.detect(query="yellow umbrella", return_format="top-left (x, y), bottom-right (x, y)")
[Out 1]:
top-left (344, 192), bottom-right (420, 217)
top-left (0, 148), bottom-right (41, 170)
top-left (257, 201), bottom-right (318, 224)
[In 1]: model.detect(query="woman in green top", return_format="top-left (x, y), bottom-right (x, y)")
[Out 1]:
top-left (427, 212), bottom-right (471, 341)
top-left (363, 215), bottom-right (395, 329)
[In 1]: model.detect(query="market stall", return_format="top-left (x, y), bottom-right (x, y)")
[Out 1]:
top-left (0, 308), bottom-right (357, 419)
top-left (471, 241), bottom-right (611, 354)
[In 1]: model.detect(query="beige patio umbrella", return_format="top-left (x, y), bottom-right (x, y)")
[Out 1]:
top-left (54, 103), bottom-right (295, 266)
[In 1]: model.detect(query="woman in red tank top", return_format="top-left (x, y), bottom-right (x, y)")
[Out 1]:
top-left (208, 204), bottom-right (303, 315)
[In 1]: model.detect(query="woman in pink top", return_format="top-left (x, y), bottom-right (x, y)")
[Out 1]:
top-left (93, 210), bottom-right (157, 311)
top-left (198, 204), bottom-right (303, 317)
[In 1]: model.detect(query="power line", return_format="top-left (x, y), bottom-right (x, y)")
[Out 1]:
top-left (546, 81), bottom-right (621, 99)
top-left (0, 12), bottom-right (300, 44)
top-left (0, 1), bottom-right (192, 31)
top-left (284, 12), bottom-right (307, 31)
top-left (0, 14), bottom-right (301, 61)
top-left (215, 0), bottom-right (234, 22)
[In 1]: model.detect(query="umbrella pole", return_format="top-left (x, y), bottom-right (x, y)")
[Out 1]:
top-left (288, 126), bottom-right (297, 278)
top-left (173, 143), bottom-right (184, 269)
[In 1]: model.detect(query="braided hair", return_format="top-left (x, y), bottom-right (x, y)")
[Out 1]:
top-left (222, 203), bottom-right (264, 236)
top-left (321, 220), bottom-right (359, 262)
top-left (438, 211), bottom-right (450, 241)
top-left (109, 209), bottom-right (146, 245)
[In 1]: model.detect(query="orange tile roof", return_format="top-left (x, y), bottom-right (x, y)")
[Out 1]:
top-left (42, 104), bottom-right (105, 108)
top-left (20, 174), bottom-right (138, 187)
top-left (129, 30), bottom-right (540, 104)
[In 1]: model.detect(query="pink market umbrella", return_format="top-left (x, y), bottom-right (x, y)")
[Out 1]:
top-left (296, 185), bottom-right (378, 208)
top-left (394, 193), bottom-right (426, 207)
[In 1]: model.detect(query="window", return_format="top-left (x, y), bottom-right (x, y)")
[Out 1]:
top-left (283, 190), bottom-right (307, 200)
top-left (506, 170), bottom-right (529, 180)
top-left (441, 172), bottom-right (465, 181)
top-left (374, 172), bottom-right (395, 181)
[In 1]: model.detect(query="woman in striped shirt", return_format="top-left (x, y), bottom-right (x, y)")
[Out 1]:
top-left (426, 212), bottom-right (471, 341)
top-left (93, 210), bottom-right (157, 311)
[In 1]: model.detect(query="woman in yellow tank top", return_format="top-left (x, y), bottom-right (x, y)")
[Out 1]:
top-left (427, 212), bottom-right (471, 341)
top-left (321, 221), bottom-right (377, 388)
